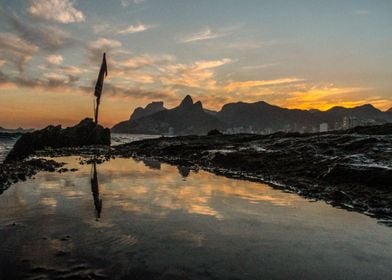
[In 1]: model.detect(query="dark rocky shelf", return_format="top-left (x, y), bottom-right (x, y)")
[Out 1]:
top-left (115, 124), bottom-right (392, 222)
top-left (1, 124), bottom-right (392, 225)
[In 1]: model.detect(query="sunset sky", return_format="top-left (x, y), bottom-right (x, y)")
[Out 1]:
top-left (0, 0), bottom-right (391, 128)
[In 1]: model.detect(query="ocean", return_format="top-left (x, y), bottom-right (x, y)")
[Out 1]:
top-left (0, 133), bottom-right (160, 163)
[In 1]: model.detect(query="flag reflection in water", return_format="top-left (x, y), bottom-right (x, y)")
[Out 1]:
top-left (90, 157), bottom-right (102, 220)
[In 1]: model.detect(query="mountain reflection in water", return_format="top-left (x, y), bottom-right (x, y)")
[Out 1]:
top-left (0, 157), bottom-right (391, 280)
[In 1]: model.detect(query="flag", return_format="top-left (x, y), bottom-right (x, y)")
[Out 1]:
top-left (94, 53), bottom-right (107, 99)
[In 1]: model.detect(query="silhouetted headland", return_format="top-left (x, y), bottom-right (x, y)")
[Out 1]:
top-left (112, 95), bottom-right (392, 135)
top-left (5, 118), bottom-right (110, 162)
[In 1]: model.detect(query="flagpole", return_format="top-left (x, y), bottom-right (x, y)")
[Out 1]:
top-left (93, 52), bottom-right (107, 125)
top-left (93, 99), bottom-right (96, 124)
top-left (95, 98), bottom-right (100, 125)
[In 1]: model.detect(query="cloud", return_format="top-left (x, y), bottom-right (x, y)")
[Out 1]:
top-left (194, 59), bottom-right (231, 70)
top-left (45, 54), bottom-right (63, 66)
top-left (263, 84), bottom-right (392, 111)
top-left (0, 71), bottom-right (73, 92)
top-left (119, 55), bottom-right (160, 70)
top-left (241, 63), bottom-right (279, 70)
top-left (28, 0), bottom-right (85, 23)
top-left (224, 40), bottom-right (277, 50)
top-left (101, 84), bottom-right (175, 101)
top-left (0, 32), bottom-right (39, 71)
top-left (87, 38), bottom-right (122, 61)
top-left (58, 65), bottom-right (88, 83)
top-left (107, 54), bottom-right (174, 85)
top-left (89, 38), bottom-right (122, 50)
top-left (94, 22), bottom-right (155, 36)
top-left (160, 58), bottom-right (231, 89)
top-left (225, 78), bottom-right (304, 91)
top-left (8, 13), bottom-right (76, 51)
top-left (180, 27), bottom-right (229, 43)
top-left (0, 60), bottom-right (6, 68)
top-left (121, 0), bottom-right (145, 7)
top-left (118, 23), bottom-right (153, 34)
top-left (0, 63), bottom-right (89, 94)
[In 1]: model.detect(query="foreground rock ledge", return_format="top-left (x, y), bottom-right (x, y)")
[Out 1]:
top-left (115, 124), bottom-right (392, 220)
top-left (5, 118), bottom-right (111, 162)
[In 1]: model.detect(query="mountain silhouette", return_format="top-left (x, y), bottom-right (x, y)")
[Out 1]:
top-left (112, 95), bottom-right (225, 135)
top-left (217, 101), bottom-right (320, 131)
top-left (112, 96), bottom-right (392, 135)
top-left (129, 101), bottom-right (166, 121)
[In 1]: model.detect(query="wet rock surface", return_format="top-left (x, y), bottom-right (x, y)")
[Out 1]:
top-left (115, 124), bottom-right (392, 220)
top-left (0, 145), bottom-right (114, 194)
top-left (0, 158), bottom-right (65, 194)
top-left (1, 124), bottom-right (392, 222)
top-left (5, 118), bottom-right (110, 162)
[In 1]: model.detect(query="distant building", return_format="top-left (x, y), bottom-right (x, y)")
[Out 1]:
top-left (264, 128), bottom-right (273, 135)
top-left (334, 121), bottom-right (342, 131)
top-left (319, 123), bottom-right (328, 132)
top-left (342, 116), bottom-right (359, 129)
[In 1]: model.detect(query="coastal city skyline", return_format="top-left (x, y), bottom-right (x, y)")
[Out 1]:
top-left (0, 0), bottom-right (391, 128)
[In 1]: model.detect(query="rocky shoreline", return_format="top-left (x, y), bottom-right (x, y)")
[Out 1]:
top-left (1, 124), bottom-right (391, 224)
top-left (115, 124), bottom-right (392, 223)
top-left (0, 158), bottom-right (66, 194)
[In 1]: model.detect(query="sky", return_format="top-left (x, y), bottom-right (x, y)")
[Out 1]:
top-left (0, 0), bottom-right (391, 128)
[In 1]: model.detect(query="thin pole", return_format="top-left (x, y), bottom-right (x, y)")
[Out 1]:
top-left (95, 98), bottom-right (100, 125)
top-left (93, 99), bottom-right (96, 122)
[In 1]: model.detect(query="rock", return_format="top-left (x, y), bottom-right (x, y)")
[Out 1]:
top-left (0, 158), bottom-right (65, 194)
top-left (346, 123), bottom-right (392, 135)
top-left (114, 125), bottom-right (392, 219)
top-left (5, 118), bottom-right (110, 162)
top-left (207, 129), bottom-right (222, 136)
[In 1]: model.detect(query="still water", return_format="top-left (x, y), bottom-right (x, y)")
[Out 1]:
top-left (0, 133), bottom-right (159, 163)
top-left (0, 157), bottom-right (391, 279)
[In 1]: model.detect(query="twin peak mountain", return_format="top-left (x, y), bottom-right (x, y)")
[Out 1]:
top-left (111, 95), bottom-right (392, 135)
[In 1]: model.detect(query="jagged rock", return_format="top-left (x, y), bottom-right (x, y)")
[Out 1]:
top-left (207, 129), bottom-right (222, 136)
top-left (5, 118), bottom-right (110, 161)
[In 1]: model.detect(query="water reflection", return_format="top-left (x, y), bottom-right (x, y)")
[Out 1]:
top-left (177, 166), bottom-right (190, 179)
top-left (90, 158), bottom-right (102, 220)
top-left (142, 158), bottom-right (161, 170)
top-left (1, 157), bottom-right (392, 279)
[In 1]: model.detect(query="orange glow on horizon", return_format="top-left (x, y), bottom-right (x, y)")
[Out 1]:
top-left (1, 84), bottom-right (391, 128)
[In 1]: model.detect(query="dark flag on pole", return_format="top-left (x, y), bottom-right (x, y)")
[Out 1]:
top-left (94, 53), bottom-right (107, 124)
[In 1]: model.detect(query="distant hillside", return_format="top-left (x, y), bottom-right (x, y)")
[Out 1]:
top-left (312, 104), bottom-right (387, 123)
top-left (217, 101), bottom-right (320, 131)
top-left (112, 95), bottom-right (226, 135)
top-left (0, 127), bottom-right (34, 133)
top-left (129, 101), bottom-right (166, 121)
top-left (112, 96), bottom-right (392, 135)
